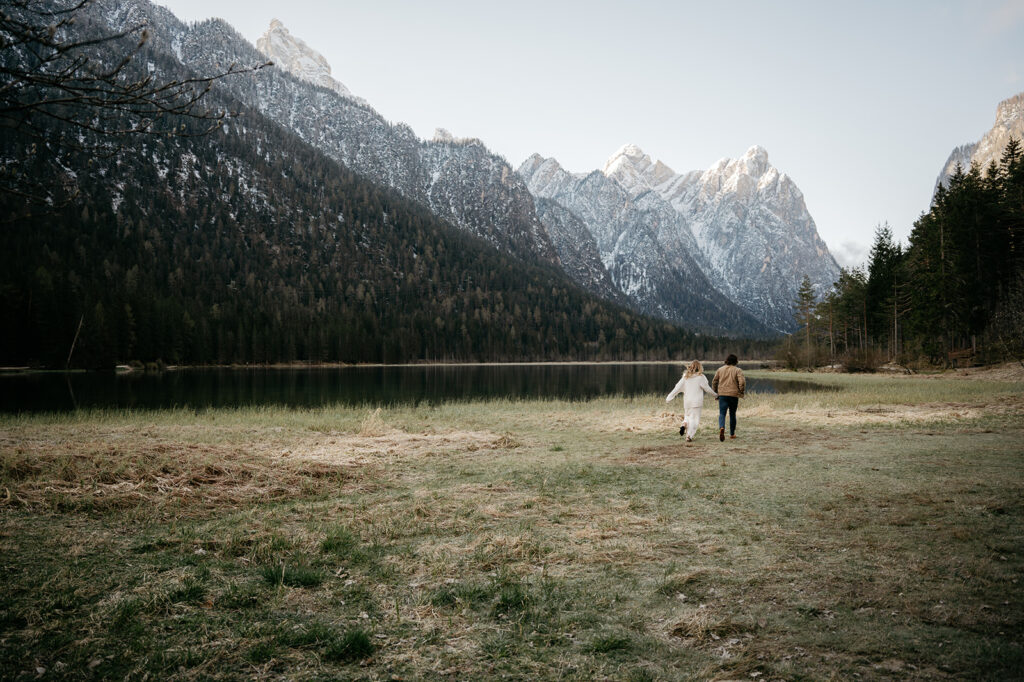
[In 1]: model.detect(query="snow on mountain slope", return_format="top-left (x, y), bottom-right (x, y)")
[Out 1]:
top-left (518, 155), bottom-right (768, 336)
top-left (532, 197), bottom-right (624, 304)
top-left (85, 0), bottom-right (808, 336)
top-left (601, 144), bottom-right (840, 331)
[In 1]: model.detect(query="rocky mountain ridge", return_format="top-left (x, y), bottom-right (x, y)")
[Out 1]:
top-left (527, 144), bottom-right (840, 331)
top-left (3, 4), bottom-right (711, 366)
top-left (255, 19), bottom-right (365, 105)
top-left (229, 14), bottom-right (764, 332)
top-left (93, 4), bottom-right (562, 269)
top-left (518, 155), bottom-right (767, 335)
top-left (935, 91), bottom-right (1024, 194)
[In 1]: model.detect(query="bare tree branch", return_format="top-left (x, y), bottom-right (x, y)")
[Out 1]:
top-left (0, 0), bottom-right (269, 204)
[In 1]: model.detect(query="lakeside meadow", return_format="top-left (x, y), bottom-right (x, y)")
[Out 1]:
top-left (1, 370), bottom-right (1022, 680)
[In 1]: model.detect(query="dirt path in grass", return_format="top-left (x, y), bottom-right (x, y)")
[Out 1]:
top-left (556, 393), bottom-right (1024, 436)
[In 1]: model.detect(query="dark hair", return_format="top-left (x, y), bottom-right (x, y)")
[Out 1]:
top-left (725, 354), bottom-right (738, 366)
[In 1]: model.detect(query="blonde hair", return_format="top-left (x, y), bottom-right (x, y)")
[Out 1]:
top-left (683, 360), bottom-right (703, 379)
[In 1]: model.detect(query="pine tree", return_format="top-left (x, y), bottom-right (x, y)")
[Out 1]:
top-left (997, 138), bottom-right (1023, 290)
top-left (865, 223), bottom-right (903, 358)
top-left (793, 275), bottom-right (817, 368)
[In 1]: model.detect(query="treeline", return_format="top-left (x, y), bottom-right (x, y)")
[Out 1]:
top-left (783, 139), bottom-right (1024, 369)
top-left (0, 87), bottom-right (772, 368)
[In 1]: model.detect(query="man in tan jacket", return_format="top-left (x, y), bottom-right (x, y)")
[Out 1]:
top-left (711, 354), bottom-right (745, 442)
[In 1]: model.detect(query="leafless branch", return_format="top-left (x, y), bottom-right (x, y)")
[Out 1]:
top-left (0, 0), bottom-right (268, 204)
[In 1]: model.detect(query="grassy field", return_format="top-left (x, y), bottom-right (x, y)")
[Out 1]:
top-left (1, 370), bottom-right (1022, 680)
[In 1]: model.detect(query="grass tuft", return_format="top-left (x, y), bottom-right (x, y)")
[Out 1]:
top-left (587, 631), bottom-right (633, 653)
top-left (260, 563), bottom-right (324, 588)
top-left (320, 525), bottom-right (358, 555)
top-left (323, 628), bottom-right (374, 662)
top-left (215, 582), bottom-right (267, 609)
top-left (275, 621), bottom-right (338, 648)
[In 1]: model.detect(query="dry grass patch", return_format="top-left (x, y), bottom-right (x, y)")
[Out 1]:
top-left (290, 429), bottom-right (507, 463)
top-left (929, 362), bottom-right (1024, 382)
top-left (667, 606), bottom-right (748, 644)
top-left (525, 404), bottom-right (684, 435)
top-left (409, 486), bottom-right (668, 574)
top-left (0, 435), bottom-right (359, 512)
top-left (623, 443), bottom-right (717, 464)
top-left (742, 400), bottom-right (1003, 426)
top-left (598, 409), bottom-right (681, 434)
top-left (0, 415), bottom-right (522, 512)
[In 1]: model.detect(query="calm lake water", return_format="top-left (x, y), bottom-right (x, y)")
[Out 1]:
top-left (0, 364), bottom-right (833, 413)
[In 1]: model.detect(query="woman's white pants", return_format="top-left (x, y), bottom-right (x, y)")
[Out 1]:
top-left (683, 406), bottom-right (703, 439)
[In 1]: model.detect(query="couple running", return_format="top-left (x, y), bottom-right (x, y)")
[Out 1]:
top-left (665, 354), bottom-right (745, 442)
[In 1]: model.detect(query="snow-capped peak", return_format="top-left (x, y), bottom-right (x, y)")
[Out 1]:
top-left (739, 145), bottom-right (769, 176)
top-left (602, 143), bottom-right (677, 195)
top-left (605, 143), bottom-right (649, 166)
top-left (256, 19), bottom-right (363, 103)
top-left (529, 139), bottom-right (838, 331)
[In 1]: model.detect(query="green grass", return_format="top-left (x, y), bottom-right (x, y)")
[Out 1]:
top-left (260, 563), bottom-right (325, 588)
top-left (1, 372), bottom-right (1022, 679)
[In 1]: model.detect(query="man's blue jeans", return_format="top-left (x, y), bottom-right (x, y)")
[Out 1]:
top-left (718, 396), bottom-right (738, 435)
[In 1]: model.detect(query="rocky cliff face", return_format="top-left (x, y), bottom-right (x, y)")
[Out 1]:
top-left (599, 144), bottom-right (840, 331)
top-left (518, 155), bottom-right (767, 335)
top-left (935, 92), bottom-right (1024, 194)
top-left (255, 19), bottom-right (364, 104)
top-left (531, 197), bottom-right (624, 304)
top-left (250, 20), bottom-right (560, 266)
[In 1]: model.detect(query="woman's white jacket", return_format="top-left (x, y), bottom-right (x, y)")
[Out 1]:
top-left (666, 374), bottom-right (718, 409)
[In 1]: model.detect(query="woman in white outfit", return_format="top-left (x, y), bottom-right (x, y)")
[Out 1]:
top-left (665, 360), bottom-right (718, 442)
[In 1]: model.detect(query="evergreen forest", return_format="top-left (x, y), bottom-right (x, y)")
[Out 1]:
top-left (783, 139), bottom-right (1024, 369)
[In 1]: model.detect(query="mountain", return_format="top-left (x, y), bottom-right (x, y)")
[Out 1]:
top-left (935, 92), bottom-right (1024, 194)
top-left (524, 144), bottom-right (840, 332)
top-left (64, 1), bottom-right (819, 337)
top-left (531, 197), bottom-right (624, 304)
top-left (518, 155), bottom-right (768, 335)
top-left (1, 6), bottom-right (712, 366)
top-left (88, 5), bottom-right (779, 335)
top-left (254, 19), bottom-right (365, 105)
top-left (79, 4), bottom-right (561, 270)
top-left (628, 145), bottom-right (840, 331)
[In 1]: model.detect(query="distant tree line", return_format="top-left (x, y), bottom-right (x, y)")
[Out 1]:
top-left (781, 139), bottom-right (1024, 369)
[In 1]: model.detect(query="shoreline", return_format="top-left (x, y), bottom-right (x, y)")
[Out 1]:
top-left (2, 359), bottom-right (781, 375)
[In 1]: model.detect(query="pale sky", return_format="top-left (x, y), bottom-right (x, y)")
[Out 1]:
top-left (157, 0), bottom-right (1024, 268)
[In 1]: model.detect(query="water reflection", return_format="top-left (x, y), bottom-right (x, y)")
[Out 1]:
top-left (0, 364), bottom-right (834, 413)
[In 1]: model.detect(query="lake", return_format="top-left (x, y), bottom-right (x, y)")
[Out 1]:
top-left (0, 363), bottom-right (834, 413)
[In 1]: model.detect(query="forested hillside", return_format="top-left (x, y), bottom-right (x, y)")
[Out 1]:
top-left (1, 105), bottom-right (778, 366)
top-left (2, 115), bottom-right (691, 366)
